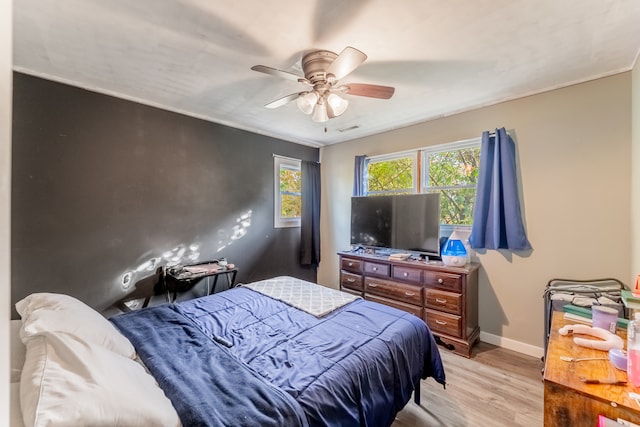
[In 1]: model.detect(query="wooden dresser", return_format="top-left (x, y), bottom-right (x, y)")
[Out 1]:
top-left (338, 251), bottom-right (479, 357)
top-left (544, 312), bottom-right (640, 426)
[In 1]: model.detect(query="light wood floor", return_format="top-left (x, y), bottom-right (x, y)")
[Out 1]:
top-left (392, 342), bottom-right (544, 427)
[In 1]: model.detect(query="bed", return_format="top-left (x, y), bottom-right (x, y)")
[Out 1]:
top-left (13, 276), bottom-right (445, 427)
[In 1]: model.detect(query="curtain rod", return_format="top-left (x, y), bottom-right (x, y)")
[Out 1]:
top-left (487, 128), bottom-right (512, 137)
top-left (272, 154), bottom-right (300, 162)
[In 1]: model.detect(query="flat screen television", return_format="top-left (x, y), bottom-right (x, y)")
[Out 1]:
top-left (350, 193), bottom-right (441, 258)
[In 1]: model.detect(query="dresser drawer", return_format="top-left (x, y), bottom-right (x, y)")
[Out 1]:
top-left (424, 308), bottom-right (462, 338)
top-left (363, 261), bottom-right (391, 277)
top-left (340, 271), bottom-right (363, 291)
top-left (424, 289), bottom-right (462, 315)
top-left (424, 270), bottom-right (462, 292)
top-left (365, 294), bottom-right (423, 318)
top-left (364, 277), bottom-right (422, 306)
top-left (392, 265), bottom-right (423, 284)
top-left (341, 257), bottom-right (362, 273)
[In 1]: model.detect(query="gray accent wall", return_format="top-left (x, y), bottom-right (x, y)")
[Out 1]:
top-left (11, 72), bottom-right (318, 318)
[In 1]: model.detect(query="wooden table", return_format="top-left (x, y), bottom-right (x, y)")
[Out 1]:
top-left (544, 311), bottom-right (640, 426)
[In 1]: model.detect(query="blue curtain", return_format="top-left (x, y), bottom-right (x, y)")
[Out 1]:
top-left (469, 128), bottom-right (531, 250)
top-left (353, 155), bottom-right (368, 196)
top-left (300, 160), bottom-right (321, 266)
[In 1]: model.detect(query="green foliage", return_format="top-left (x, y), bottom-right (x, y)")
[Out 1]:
top-left (428, 147), bottom-right (480, 225)
top-left (428, 148), bottom-right (479, 187)
top-left (368, 157), bottom-right (414, 194)
top-left (280, 167), bottom-right (301, 218)
top-left (432, 188), bottom-right (476, 225)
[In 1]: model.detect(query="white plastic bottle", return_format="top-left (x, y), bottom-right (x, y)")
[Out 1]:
top-left (627, 312), bottom-right (640, 387)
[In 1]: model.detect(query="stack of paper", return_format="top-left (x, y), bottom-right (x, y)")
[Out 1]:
top-left (622, 290), bottom-right (640, 310)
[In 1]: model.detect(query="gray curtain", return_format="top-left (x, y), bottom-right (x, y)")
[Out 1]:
top-left (353, 155), bottom-right (368, 196)
top-left (300, 160), bottom-right (321, 266)
top-left (469, 128), bottom-right (531, 250)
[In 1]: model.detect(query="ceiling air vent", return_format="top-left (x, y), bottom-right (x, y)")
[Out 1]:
top-left (338, 125), bottom-right (360, 132)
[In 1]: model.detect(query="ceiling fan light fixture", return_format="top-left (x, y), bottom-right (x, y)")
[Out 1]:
top-left (296, 91), bottom-right (318, 115)
top-left (326, 93), bottom-right (349, 117)
top-left (312, 100), bottom-right (329, 123)
top-left (252, 46), bottom-right (394, 123)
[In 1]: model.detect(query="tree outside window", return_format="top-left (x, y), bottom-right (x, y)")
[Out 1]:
top-left (367, 153), bottom-right (417, 195)
top-left (280, 167), bottom-right (301, 217)
top-left (423, 143), bottom-right (480, 225)
top-left (274, 156), bottom-right (301, 228)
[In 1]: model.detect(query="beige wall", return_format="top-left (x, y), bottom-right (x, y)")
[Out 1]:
top-left (632, 57), bottom-right (640, 288)
top-left (319, 73), bottom-right (632, 356)
top-left (1, 0), bottom-right (12, 423)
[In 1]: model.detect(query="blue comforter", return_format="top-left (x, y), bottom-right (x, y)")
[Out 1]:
top-left (112, 286), bottom-right (445, 427)
top-left (111, 302), bottom-right (308, 427)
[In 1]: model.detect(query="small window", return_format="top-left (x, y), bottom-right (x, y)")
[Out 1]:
top-left (274, 156), bottom-right (301, 228)
top-left (421, 139), bottom-right (481, 227)
top-left (366, 151), bottom-right (418, 196)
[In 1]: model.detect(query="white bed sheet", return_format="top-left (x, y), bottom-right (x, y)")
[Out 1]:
top-left (11, 319), bottom-right (26, 427)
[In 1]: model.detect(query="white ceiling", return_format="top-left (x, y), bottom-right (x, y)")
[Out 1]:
top-left (13, 0), bottom-right (640, 147)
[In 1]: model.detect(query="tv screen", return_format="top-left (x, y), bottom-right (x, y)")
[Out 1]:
top-left (350, 194), bottom-right (441, 257)
top-left (350, 196), bottom-right (393, 248)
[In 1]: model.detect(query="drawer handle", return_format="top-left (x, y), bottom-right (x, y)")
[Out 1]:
top-left (367, 283), bottom-right (378, 288)
top-left (435, 319), bottom-right (448, 325)
top-left (347, 278), bottom-right (355, 283)
top-left (403, 272), bottom-right (409, 277)
top-left (372, 267), bottom-right (378, 271)
top-left (437, 278), bottom-right (444, 284)
top-left (435, 298), bottom-right (448, 304)
top-left (404, 292), bottom-right (416, 297)
top-left (348, 262), bottom-right (353, 267)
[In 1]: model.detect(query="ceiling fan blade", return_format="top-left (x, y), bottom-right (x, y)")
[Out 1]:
top-left (251, 65), bottom-right (305, 82)
top-left (264, 92), bottom-right (302, 109)
top-left (343, 83), bottom-right (395, 99)
top-left (326, 46), bottom-right (367, 80)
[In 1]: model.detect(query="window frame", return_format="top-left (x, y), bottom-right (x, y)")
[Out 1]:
top-left (274, 155), bottom-right (302, 228)
top-left (420, 137), bottom-right (481, 192)
top-left (420, 137), bottom-right (481, 235)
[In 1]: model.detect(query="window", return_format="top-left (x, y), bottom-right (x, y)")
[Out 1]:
top-left (421, 139), bottom-right (481, 227)
top-left (366, 151), bottom-right (418, 195)
top-left (274, 156), bottom-right (301, 228)
top-left (361, 139), bottom-right (481, 228)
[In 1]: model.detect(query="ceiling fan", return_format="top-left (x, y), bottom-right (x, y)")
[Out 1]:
top-left (251, 47), bottom-right (395, 123)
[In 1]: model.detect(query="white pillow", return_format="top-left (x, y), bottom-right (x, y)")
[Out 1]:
top-left (16, 293), bottom-right (135, 359)
top-left (20, 332), bottom-right (181, 427)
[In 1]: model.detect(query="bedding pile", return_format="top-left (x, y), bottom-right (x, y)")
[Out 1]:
top-left (111, 303), bottom-right (308, 427)
top-left (112, 277), bottom-right (445, 427)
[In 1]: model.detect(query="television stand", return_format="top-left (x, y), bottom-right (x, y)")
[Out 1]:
top-left (338, 251), bottom-right (479, 357)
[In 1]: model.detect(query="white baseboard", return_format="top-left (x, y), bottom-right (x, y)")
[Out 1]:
top-left (480, 331), bottom-right (544, 359)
